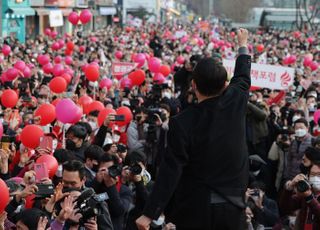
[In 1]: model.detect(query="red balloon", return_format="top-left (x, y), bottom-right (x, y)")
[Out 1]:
top-left (65, 49), bottom-right (73, 56)
top-left (68, 11), bottom-right (79, 25)
top-left (0, 179), bottom-right (9, 213)
top-left (98, 108), bottom-right (116, 127)
top-left (65, 56), bottom-right (73, 65)
top-left (120, 78), bottom-right (133, 89)
top-left (2, 45), bottom-right (11, 56)
top-left (153, 73), bottom-right (165, 84)
top-left (37, 54), bottom-right (50, 66)
top-left (148, 57), bottom-right (161, 73)
top-left (99, 78), bottom-right (113, 89)
top-left (22, 66), bottom-right (32, 78)
top-left (14, 60), bottom-right (26, 72)
top-left (256, 44), bottom-right (265, 52)
top-left (49, 77), bottom-right (67, 94)
top-left (52, 64), bottom-right (64, 77)
top-left (79, 95), bottom-right (93, 114)
top-left (293, 31), bottom-right (301, 39)
top-left (79, 45), bottom-right (86, 53)
top-left (43, 63), bottom-right (53, 74)
top-left (54, 56), bottom-right (62, 64)
top-left (44, 28), bottom-right (51, 36)
top-left (116, 106), bottom-right (133, 126)
top-left (87, 101), bottom-right (104, 114)
top-left (159, 65), bottom-right (171, 77)
top-left (66, 41), bottom-right (74, 51)
top-left (1, 89), bottom-right (18, 108)
top-left (85, 64), bottom-right (100, 82)
top-left (310, 61), bottom-right (319, 71)
top-left (35, 104), bottom-right (56, 126)
top-left (115, 74), bottom-right (123, 80)
top-left (128, 69), bottom-right (145, 86)
top-left (79, 9), bottom-right (92, 24)
top-left (21, 125), bottom-right (44, 149)
top-left (177, 56), bottom-right (185, 65)
top-left (36, 155), bottom-right (58, 178)
top-left (307, 37), bottom-right (314, 44)
top-left (134, 53), bottom-right (146, 68)
top-left (61, 73), bottom-right (72, 84)
top-left (6, 68), bottom-right (19, 80)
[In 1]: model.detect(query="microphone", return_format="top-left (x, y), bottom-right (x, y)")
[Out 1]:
top-left (75, 188), bottom-right (95, 206)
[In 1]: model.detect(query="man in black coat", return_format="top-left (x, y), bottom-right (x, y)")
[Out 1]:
top-left (136, 29), bottom-right (251, 230)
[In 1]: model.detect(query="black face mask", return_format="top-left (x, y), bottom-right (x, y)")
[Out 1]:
top-left (92, 164), bottom-right (99, 173)
top-left (299, 163), bottom-right (311, 175)
top-left (66, 139), bottom-right (77, 151)
top-left (249, 160), bottom-right (262, 172)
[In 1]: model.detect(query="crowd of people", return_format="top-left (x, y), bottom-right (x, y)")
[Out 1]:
top-left (0, 17), bottom-right (318, 230)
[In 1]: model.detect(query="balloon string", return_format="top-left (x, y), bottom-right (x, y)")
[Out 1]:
top-left (62, 125), bottom-right (66, 149)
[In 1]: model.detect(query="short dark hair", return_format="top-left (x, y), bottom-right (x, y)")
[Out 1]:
top-left (53, 149), bottom-right (76, 164)
top-left (76, 122), bottom-right (93, 136)
top-left (89, 110), bottom-right (99, 117)
top-left (294, 118), bottom-right (309, 128)
top-left (192, 57), bottom-right (227, 96)
top-left (125, 150), bottom-right (147, 165)
top-left (84, 145), bottom-right (104, 161)
top-left (66, 125), bottom-right (87, 140)
top-left (99, 154), bottom-right (118, 166)
top-left (16, 208), bottom-right (49, 229)
top-left (294, 110), bottom-right (305, 117)
top-left (63, 160), bottom-right (86, 180)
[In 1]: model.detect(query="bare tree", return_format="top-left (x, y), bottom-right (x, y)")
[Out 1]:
top-left (296, 0), bottom-right (319, 31)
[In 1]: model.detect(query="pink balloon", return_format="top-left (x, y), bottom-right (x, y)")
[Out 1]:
top-left (310, 61), bottom-right (319, 71)
top-left (22, 66), bottom-right (32, 78)
top-left (68, 11), bottom-right (79, 25)
top-left (14, 60), bottom-right (26, 72)
top-left (288, 55), bottom-right (297, 64)
top-left (307, 37), bottom-right (314, 44)
top-left (79, 9), bottom-right (92, 24)
top-left (44, 28), bottom-right (51, 36)
top-left (6, 68), bottom-right (19, 80)
top-left (58, 39), bottom-right (65, 49)
top-left (134, 53), bottom-right (146, 68)
top-left (43, 63), bottom-right (53, 74)
top-left (0, 120), bottom-right (3, 140)
top-left (153, 73), bottom-right (165, 84)
top-left (198, 38), bottom-right (205, 46)
top-left (52, 64), bottom-right (64, 77)
top-left (64, 67), bottom-right (74, 77)
top-left (99, 78), bottom-right (113, 89)
top-left (314, 110), bottom-right (320, 124)
top-left (54, 56), bottom-right (63, 64)
top-left (181, 36), bottom-right (189, 44)
top-left (71, 106), bottom-right (83, 124)
top-left (90, 36), bottom-right (98, 42)
top-left (65, 56), bottom-right (73, 65)
top-left (2, 45), bottom-right (11, 56)
top-left (115, 51), bottom-right (123, 60)
top-left (148, 57), bottom-right (161, 73)
top-left (37, 54), bottom-right (50, 66)
top-left (177, 56), bottom-right (185, 65)
top-left (120, 78), bottom-right (133, 89)
top-left (185, 46), bottom-right (192, 53)
top-left (27, 63), bottom-right (35, 69)
top-left (51, 31), bottom-right (58, 39)
top-left (79, 45), bottom-right (86, 53)
top-left (51, 42), bottom-right (60, 51)
top-left (55, 99), bottom-right (78, 124)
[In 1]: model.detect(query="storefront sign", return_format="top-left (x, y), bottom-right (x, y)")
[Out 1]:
top-left (96, 0), bottom-right (113, 6)
top-left (49, 10), bottom-right (63, 27)
top-left (30, 0), bottom-right (45, 6)
top-left (45, 0), bottom-right (75, 7)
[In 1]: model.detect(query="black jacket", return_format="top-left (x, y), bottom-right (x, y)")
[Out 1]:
top-left (143, 54), bottom-right (252, 228)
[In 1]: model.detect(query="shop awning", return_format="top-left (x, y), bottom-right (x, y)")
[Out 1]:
top-left (9, 7), bottom-right (35, 16)
top-left (99, 7), bottom-right (117, 15)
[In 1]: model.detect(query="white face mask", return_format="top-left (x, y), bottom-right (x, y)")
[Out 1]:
top-left (55, 164), bottom-right (63, 178)
top-left (163, 92), bottom-right (172, 99)
top-left (88, 121), bottom-right (98, 131)
top-left (113, 134), bottom-right (120, 143)
top-left (295, 128), bottom-right (307, 137)
top-left (292, 115), bottom-right (301, 123)
top-left (103, 133), bottom-right (113, 146)
top-left (309, 176), bottom-right (320, 191)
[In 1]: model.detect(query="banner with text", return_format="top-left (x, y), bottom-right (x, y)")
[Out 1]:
top-left (112, 62), bottom-right (137, 76)
top-left (223, 59), bottom-right (295, 90)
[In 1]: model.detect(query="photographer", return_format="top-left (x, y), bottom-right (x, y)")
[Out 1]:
top-left (84, 145), bottom-right (105, 187)
top-left (92, 154), bottom-right (133, 230)
top-left (280, 162), bottom-right (320, 229)
top-left (62, 160), bottom-right (113, 230)
top-left (65, 125), bottom-right (88, 162)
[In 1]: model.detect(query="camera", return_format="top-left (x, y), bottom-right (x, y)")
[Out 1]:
top-left (108, 163), bottom-right (143, 178)
top-left (296, 180), bottom-right (310, 193)
top-left (130, 163), bottom-right (143, 175)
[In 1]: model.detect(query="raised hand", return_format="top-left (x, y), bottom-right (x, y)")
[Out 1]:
top-left (57, 196), bottom-right (75, 223)
top-left (237, 28), bottom-right (249, 47)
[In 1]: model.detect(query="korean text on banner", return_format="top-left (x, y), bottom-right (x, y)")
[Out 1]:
top-left (223, 59), bottom-right (295, 90)
top-left (112, 62), bottom-right (137, 76)
top-left (49, 10), bottom-right (63, 27)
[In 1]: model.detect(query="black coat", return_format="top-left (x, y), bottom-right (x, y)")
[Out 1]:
top-left (143, 54), bottom-right (252, 228)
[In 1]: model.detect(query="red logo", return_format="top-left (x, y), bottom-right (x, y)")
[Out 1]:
top-left (280, 71), bottom-right (291, 88)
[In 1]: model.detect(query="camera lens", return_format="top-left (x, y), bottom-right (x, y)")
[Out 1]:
top-left (296, 180), bottom-right (310, 193)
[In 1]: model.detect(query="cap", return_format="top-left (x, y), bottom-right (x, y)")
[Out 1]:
top-left (248, 154), bottom-right (267, 165)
